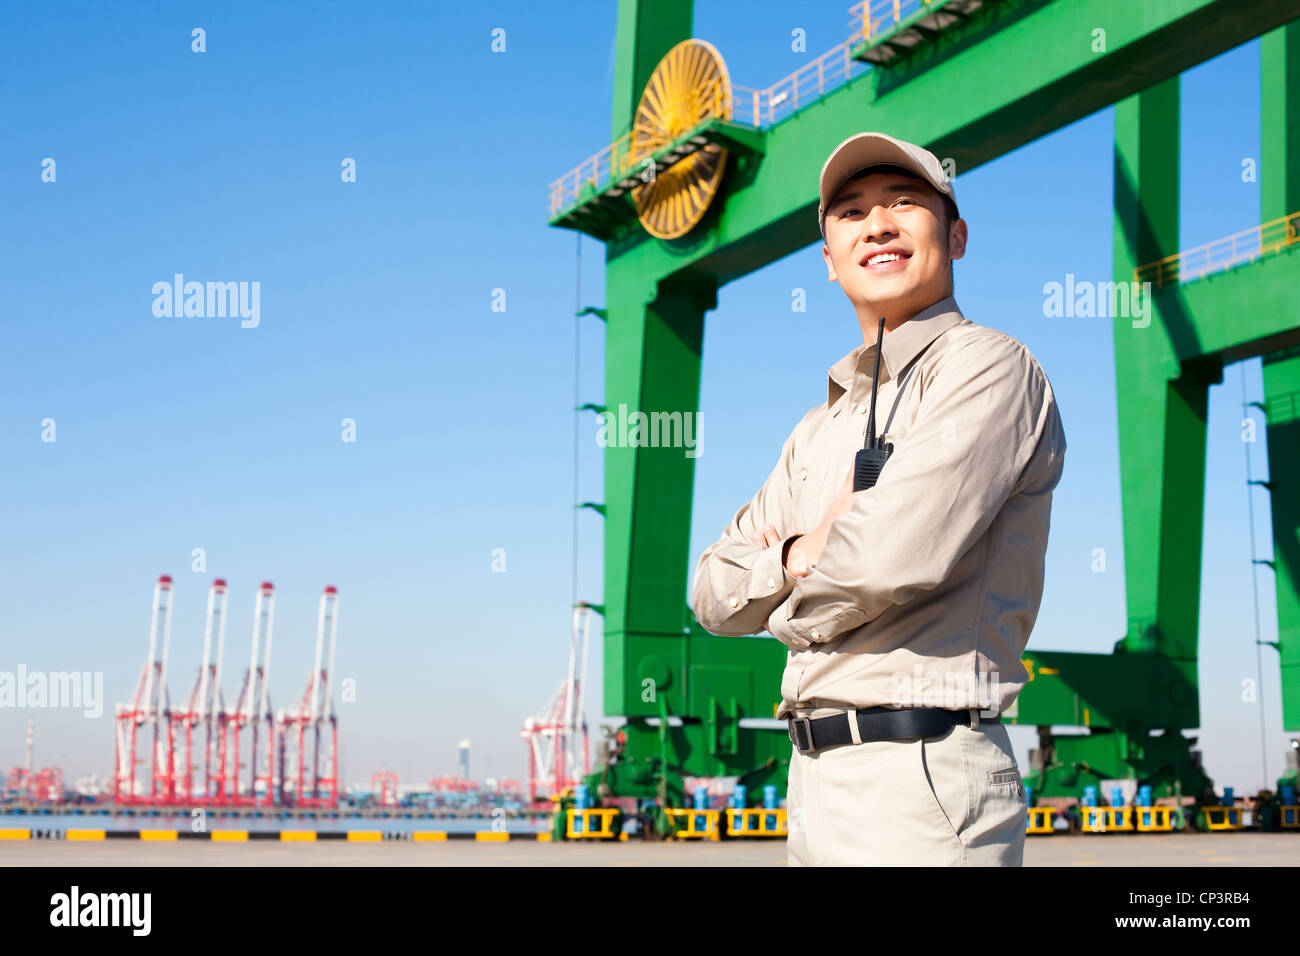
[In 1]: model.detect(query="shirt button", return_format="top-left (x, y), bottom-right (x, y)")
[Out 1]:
top-left (855, 404), bottom-right (867, 414)
top-left (799, 469), bottom-right (808, 481)
top-left (810, 629), bottom-right (822, 640)
top-left (728, 596), bottom-right (739, 608)
top-left (840, 465), bottom-right (849, 476)
top-left (767, 576), bottom-right (776, 589)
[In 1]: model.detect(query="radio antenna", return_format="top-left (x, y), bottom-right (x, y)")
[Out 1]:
top-left (864, 315), bottom-right (885, 451)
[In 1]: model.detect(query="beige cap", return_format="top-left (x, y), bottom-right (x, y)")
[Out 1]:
top-left (817, 131), bottom-right (957, 236)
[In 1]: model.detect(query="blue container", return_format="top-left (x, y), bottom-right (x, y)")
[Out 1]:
top-left (732, 784), bottom-right (747, 832)
top-left (693, 785), bottom-right (708, 831)
top-left (1220, 787), bottom-right (1239, 826)
top-left (573, 784), bottom-right (588, 835)
top-left (1138, 785), bottom-right (1152, 807)
top-left (1082, 785), bottom-right (1098, 807)
top-left (763, 784), bottom-right (778, 831)
top-left (1282, 785), bottom-right (1296, 806)
top-left (1110, 786), bottom-right (1124, 808)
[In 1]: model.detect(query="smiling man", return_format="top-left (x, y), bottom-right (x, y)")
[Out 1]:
top-left (690, 132), bottom-right (1067, 866)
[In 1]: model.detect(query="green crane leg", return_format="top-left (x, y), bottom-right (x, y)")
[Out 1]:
top-left (1262, 351), bottom-right (1300, 731)
top-left (1110, 78), bottom-right (1215, 741)
top-left (601, 276), bottom-right (712, 718)
top-left (1113, 77), bottom-right (1214, 670)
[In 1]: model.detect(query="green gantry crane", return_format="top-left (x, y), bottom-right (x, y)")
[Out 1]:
top-left (546, 0), bottom-right (1300, 833)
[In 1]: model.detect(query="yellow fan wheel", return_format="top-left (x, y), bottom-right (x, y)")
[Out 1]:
top-left (630, 39), bottom-right (731, 240)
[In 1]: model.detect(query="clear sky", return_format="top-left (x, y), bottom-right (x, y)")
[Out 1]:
top-left (0, 1), bottom-right (1287, 798)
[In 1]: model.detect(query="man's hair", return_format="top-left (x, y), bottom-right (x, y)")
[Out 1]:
top-left (825, 163), bottom-right (959, 288)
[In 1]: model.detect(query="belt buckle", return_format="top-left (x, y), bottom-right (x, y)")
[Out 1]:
top-left (789, 716), bottom-right (814, 753)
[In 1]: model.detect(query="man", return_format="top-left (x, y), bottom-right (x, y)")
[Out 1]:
top-left (689, 132), bottom-right (1066, 866)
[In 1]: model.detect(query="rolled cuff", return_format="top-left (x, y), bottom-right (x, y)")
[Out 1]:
top-left (768, 594), bottom-right (870, 650)
top-left (766, 594), bottom-right (812, 650)
top-left (746, 533), bottom-right (800, 603)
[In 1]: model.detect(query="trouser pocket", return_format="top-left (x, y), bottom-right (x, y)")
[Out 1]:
top-left (919, 729), bottom-right (967, 844)
top-left (988, 766), bottom-right (1025, 801)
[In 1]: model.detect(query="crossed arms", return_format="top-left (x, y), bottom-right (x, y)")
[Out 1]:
top-left (690, 335), bottom-right (1059, 650)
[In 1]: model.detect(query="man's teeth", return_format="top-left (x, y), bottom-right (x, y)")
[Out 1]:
top-left (869, 253), bottom-right (904, 265)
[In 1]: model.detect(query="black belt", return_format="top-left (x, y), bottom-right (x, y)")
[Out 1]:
top-left (787, 706), bottom-right (1000, 754)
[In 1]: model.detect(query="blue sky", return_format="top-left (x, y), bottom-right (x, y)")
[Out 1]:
top-left (0, 1), bottom-right (1286, 798)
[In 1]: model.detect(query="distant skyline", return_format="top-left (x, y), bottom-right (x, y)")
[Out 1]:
top-left (1, 2), bottom-right (1290, 797)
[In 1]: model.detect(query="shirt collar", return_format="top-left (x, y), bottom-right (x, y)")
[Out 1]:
top-left (826, 295), bottom-right (966, 408)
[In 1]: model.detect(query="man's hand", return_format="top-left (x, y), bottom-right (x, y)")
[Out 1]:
top-left (784, 464), bottom-right (856, 577)
top-left (750, 523), bottom-right (786, 549)
top-left (756, 461), bottom-right (859, 635)
top-left (753, 522), bottom-right (798, 637)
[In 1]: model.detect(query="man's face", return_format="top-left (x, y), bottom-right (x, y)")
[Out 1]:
top-left (821, 171), bottom-right (967, 324)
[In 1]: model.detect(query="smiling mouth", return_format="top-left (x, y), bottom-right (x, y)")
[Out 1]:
top-left (861, 251), bottom-right (911, 269)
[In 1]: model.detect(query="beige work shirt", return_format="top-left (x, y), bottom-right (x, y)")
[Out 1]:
top-left (690, 295), bottom-right (1065, 721)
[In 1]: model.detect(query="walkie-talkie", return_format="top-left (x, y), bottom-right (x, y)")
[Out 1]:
top-left (853, 315), bottom-right (894, 492)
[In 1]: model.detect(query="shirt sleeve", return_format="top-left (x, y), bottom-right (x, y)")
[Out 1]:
top-left (690, 412), bottom-right (811, 637)
top-left (766, 334), bottom-right (1065, 650)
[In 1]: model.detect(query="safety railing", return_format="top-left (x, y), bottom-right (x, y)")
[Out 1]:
top-left (549, 0), bottom-right (951, 217)
top-left (852, 0), bottom-right (947, 41)
top-left (1134, 210), bottom-right (1300, 287)
top-left (731, 42), bottom-right (870, 128)
top-left (549, 79), bottom-right (730, 217)
top-left (730, 0), bottom-right (949, 125)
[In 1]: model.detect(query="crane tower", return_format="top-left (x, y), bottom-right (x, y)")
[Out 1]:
top-left (223, 581), bottom-right (277, 805)
top-left (113, 574), bottom-right (176, 803)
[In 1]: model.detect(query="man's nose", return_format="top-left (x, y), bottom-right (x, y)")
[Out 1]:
top-left (859, 204), bottom-right (897, 245)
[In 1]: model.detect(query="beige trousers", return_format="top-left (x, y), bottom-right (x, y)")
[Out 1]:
top-left (785, 707), bottom-right (1026, 866)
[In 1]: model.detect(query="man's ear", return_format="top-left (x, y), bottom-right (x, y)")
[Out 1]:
top-left (823, 242), bottom-right (838, 282)
top-left (948, 217), bottom-right (968, 262)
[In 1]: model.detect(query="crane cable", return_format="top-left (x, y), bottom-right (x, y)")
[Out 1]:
top-left (572, 232), bottom-right (581, 613)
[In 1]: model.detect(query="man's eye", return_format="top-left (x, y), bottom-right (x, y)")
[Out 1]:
top-left (894, 198), bottom-right (915, 206)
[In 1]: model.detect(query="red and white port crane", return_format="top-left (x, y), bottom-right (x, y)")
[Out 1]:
top-left (277, 586), bottom-right (341, 807)
top-left (222, 581), bottom-right (277, 805)
top-left (521, 602), bottom-right (591, 803)
top-left (29, 767), bottom-right (63, 802)
top-left (6, 719), bottom-right (65, 802)
top-left (114, 574), bottom-right (177, 803)
top-left (5, 718), bottom-right (34, 795)
top-left (172, 578), bottom-right (229, 801)
top-left (370, 771), bottom-right (399, 806)
top-left (106, 575), bottom-right (345, 808)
